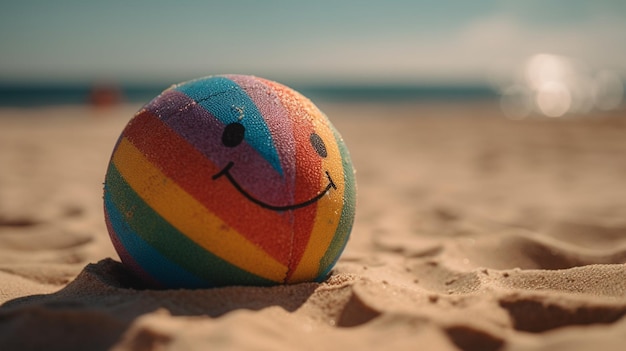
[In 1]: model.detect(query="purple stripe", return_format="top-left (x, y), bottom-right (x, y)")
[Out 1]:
top-left (227, 75), bottom-right (297, 205)
top-left (144, 89), bottom-right (291, 208)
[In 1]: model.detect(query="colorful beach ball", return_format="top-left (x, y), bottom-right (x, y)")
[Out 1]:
top-left (103, 75), bottom-right (356, 288)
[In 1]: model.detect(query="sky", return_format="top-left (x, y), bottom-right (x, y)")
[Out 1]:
top-left (1, 0), bottom-right (625, 85)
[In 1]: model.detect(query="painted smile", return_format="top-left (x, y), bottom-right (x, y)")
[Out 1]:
top-left (212, 162), bottom-right (336, 211)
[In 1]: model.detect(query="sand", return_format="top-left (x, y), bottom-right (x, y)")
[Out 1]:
top-left (1, 101), bottom-right (626, 351)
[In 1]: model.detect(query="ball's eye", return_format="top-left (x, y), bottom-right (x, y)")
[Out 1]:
top-left (222, 122), bottom-right (245, 147)
top-left (310, 133), bottom-right (327, 158)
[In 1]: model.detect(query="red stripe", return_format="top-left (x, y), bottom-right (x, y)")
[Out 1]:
top-left (260, 79), bottom-right (321, 278)
top-left (122, 110), bottom-right (293, 265)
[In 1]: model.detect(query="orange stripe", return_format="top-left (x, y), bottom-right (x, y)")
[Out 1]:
top-left (258, 79), bottom-right (323, 279)
top-left (288, 113), bottom-right (345, 282)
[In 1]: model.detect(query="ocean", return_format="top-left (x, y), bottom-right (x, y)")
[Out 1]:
top-left (0, 82), bottom-right (498, 107)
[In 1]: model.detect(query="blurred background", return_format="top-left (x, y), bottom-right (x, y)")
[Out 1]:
top-left (0, 0), bottom-right (624, 117)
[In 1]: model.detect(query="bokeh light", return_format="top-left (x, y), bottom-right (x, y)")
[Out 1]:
top-left (499, 53), bottom-right (624, 119)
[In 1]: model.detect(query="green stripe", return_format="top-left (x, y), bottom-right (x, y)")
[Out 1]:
top-left (105, 164), bottom-right (276, 286)
top-left (317, 126), bottom-right (357, 279)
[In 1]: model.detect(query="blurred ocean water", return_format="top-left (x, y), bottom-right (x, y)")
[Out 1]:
top-left (0, 82), bottom-right (498, 108)
top-left (2, 77), bottom-right (622, 119)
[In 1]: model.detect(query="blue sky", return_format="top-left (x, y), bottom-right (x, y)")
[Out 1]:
top-left (1, 0), bottom-right (625, 84)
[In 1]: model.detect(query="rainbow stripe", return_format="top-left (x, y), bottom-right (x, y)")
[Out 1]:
top-left (104, 75), bottom-right (356, 288)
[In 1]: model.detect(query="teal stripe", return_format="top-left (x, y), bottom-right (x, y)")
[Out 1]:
top-left (105, 163), bottom-right (276, 287)
top-left (175, 76), bottom-right (283, 176)
top-left (316, 126), bottom-right (357, 280)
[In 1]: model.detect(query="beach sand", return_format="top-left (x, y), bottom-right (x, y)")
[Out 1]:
top-left (1, 101), bottom-right (626, 350)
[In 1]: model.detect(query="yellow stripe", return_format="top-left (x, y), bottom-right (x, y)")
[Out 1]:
top-left (113, 138), bottom-right (288, 282)
top-left (288, 117), bottom-right (345, 282)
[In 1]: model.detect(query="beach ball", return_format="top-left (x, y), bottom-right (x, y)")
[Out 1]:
top-left (103, 75), bottom-right (356, 288)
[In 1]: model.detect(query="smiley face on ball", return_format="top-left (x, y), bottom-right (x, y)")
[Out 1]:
top-left (212, 120), bottom-right (337, 212)
top-left (103, 75), bottom-right (356, 288)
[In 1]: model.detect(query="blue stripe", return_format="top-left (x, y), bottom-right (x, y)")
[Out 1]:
top-left (175, 76), bottom-right (283, 175)
top-left (104, 192), bottom-right (211, 289)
